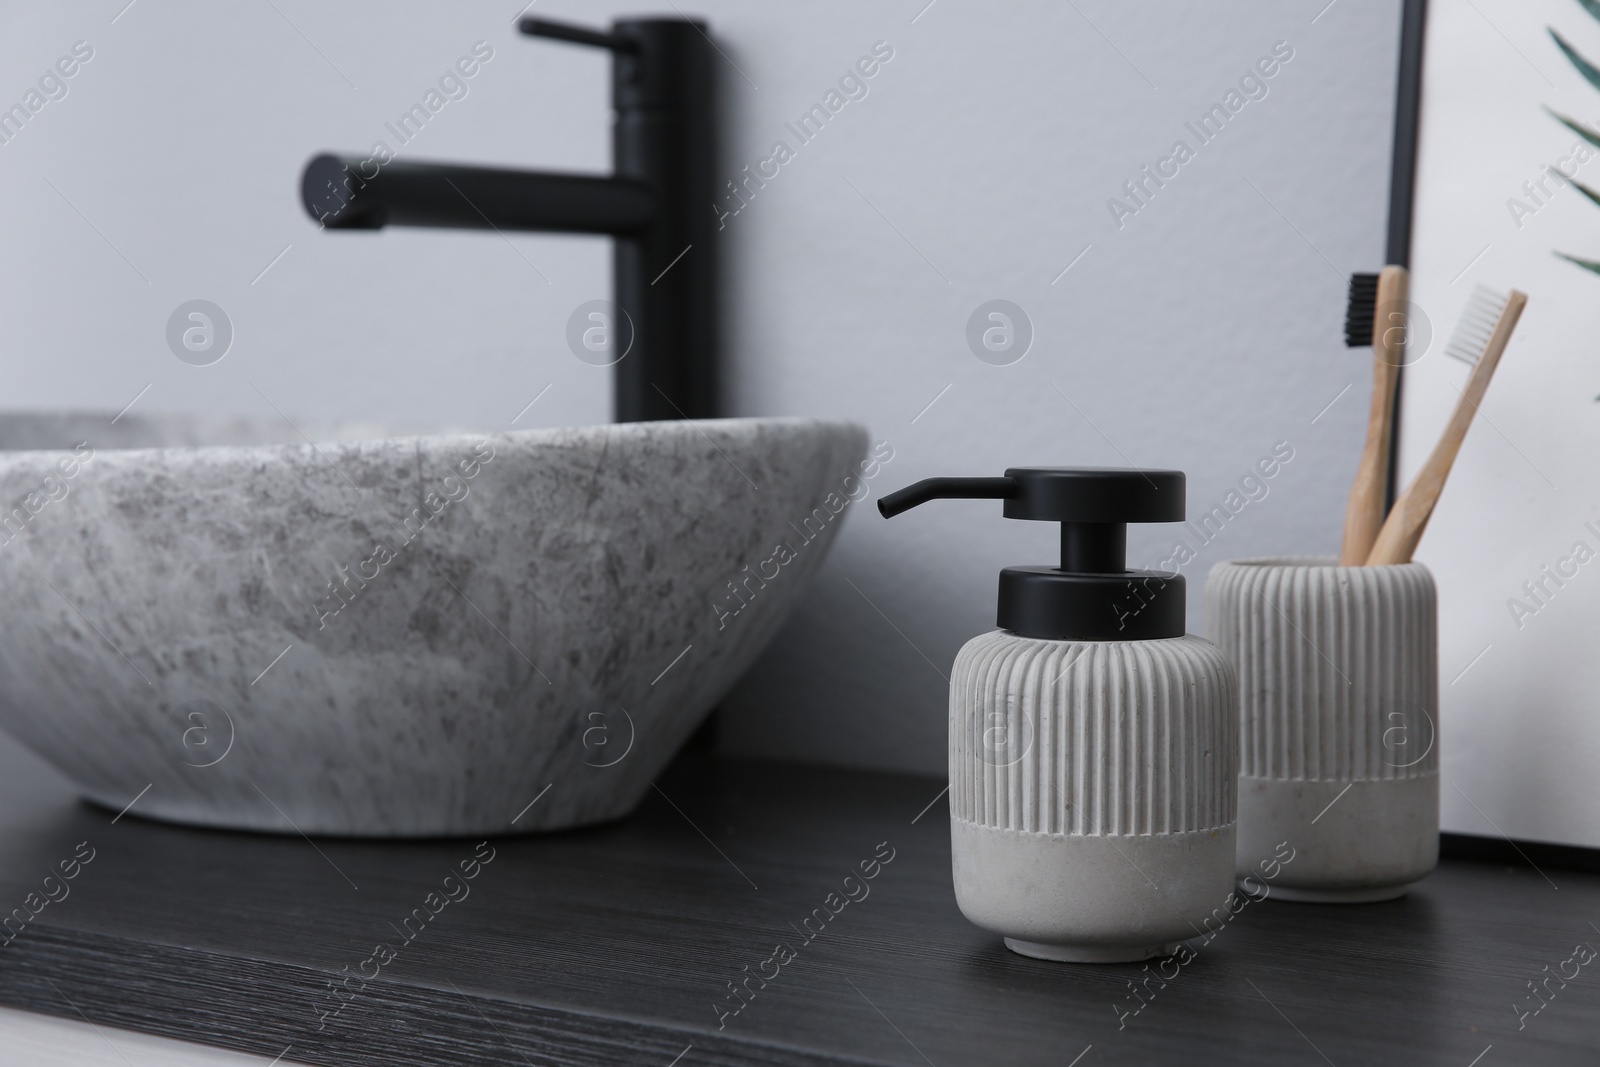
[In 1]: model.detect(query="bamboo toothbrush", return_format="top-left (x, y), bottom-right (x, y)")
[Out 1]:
top-left (1339, 265), bottom-right (1408, 565)
top-left (1365, 285), bottom-right (1528, 566)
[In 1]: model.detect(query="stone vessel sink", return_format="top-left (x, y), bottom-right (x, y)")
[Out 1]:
top-left (0, 413), bottom-right (867, 836)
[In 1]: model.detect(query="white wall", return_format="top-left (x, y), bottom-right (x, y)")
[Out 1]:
top-left (0, 1), bottom-right (1403, 776)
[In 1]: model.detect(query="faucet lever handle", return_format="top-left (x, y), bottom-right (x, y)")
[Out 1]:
top-left (518, 17), bottom-right (638, 54)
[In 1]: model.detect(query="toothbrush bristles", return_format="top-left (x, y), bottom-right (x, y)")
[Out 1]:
top-left (1344, 272), bottom-right (1379, 348)
top-left (1444, 285), bottom-right (1511, 365)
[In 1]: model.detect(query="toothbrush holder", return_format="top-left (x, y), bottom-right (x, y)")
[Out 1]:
top-left (1204, 557), bottom-right (1438, 902)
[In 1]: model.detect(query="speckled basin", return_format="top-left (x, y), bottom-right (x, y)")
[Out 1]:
top-left (0, 413), bottom-right (867, 836)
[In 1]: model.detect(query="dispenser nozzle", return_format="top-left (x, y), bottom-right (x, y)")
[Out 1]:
top-left (877, 477), bottom-right (1016, 519)
top-left (875, 466), bottom-right (1189, 639)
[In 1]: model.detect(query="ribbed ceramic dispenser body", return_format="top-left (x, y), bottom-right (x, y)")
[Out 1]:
top-left (1205, 558), bottom-right (1438, 902)
top-left (949, 630), bottom-right (1238, 962)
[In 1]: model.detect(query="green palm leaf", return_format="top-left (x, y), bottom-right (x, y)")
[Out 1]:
top-left (1553, 5), bottom-right (1600, 282)
top-left (1574, 179), bottom-right (1600, 208)
top-left (1552, 28), bottom-right (1600, 93)
top-left (1547, 106), bottom-right (1600, 150)
top-left (1555, 250), bottom-right (1600, 274)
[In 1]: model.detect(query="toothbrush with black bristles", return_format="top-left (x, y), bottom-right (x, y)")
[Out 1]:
top-left (1339, 265), bottom-right (1408, 565)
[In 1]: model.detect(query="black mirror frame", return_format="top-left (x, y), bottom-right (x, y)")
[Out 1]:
top-left (1385, 0), bottom-right (1430, 509)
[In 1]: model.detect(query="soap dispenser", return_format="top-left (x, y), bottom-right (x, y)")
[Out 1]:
top-left (880, 468), bottom-right (1238, 963)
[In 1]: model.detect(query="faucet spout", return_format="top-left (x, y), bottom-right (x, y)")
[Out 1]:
top-left (302, 154), bottom-right (655, 234)
top-left (299, 15), bottom-right (718, 424)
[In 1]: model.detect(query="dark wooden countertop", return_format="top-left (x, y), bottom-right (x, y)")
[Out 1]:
top-left (0, 737), bottom-right (1593, 1066)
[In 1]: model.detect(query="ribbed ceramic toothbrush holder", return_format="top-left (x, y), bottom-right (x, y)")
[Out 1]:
top-left (1204, 558), bottom-right (1438, 902)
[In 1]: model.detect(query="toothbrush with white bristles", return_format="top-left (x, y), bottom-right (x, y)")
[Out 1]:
top-left (1365, 284), bottom-right (1528, 566)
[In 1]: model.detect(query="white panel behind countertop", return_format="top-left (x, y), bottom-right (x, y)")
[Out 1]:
top-left (1404, 0), bottom-right (1600, 848)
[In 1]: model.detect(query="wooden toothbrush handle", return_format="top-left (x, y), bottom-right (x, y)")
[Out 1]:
top-left (1366, 289), bottom-right (1528, 566)
top-left (1340, 265), bottom-right (1407, 565)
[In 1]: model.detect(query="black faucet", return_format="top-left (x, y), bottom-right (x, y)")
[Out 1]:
top-left (300, 16), bottom-right (718, 423)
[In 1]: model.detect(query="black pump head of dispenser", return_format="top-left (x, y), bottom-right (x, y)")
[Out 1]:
top-left (878, 468), bottom-right (1187, 641)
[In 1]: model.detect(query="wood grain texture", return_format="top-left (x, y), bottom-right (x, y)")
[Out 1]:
top-left (1340, 264), bottom-right (1406, 566)
top-left (1367, 290), bottom-right (1527, 565)
top-left (0, 738), bottom-right (1596, 1065)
